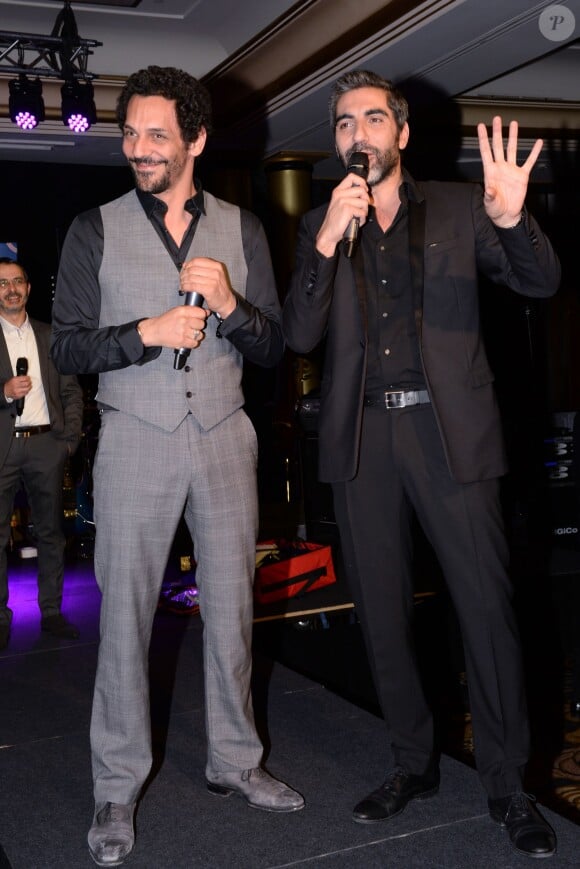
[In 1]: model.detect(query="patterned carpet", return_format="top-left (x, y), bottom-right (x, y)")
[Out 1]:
top-left (533, 658), bottom-right (580, 825)
top-left (443, 661), bottom-right (580, 826)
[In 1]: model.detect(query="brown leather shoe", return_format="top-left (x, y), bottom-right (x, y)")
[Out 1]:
top-left (353, 765), bottom-right (440, 823)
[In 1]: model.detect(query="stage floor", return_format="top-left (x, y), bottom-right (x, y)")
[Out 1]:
top-left (0, 555), bottom-right (578, 867)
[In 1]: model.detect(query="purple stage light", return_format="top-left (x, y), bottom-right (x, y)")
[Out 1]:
top-left (15, 111), bottom-right (39, 130)
top-left (8, 76), bottom-right (45, 129)
top-left (61, 80), bottom-right (97, 133)
top-left (66, 113), bottom-right (91, 133)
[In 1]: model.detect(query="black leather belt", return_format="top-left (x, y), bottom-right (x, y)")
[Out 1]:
top-left (13, 425), bottom-right (51, 438)
top-left (364, 390), bottom-right (430, 410)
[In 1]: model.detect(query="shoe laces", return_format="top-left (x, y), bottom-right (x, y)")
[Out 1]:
top-left (241, 768), bottom-right (263, 783)
top-left (382, 766), bottom-right (408, 793)
top-left (99, 802), bottom-right (131, 824)
top-left (505, 792), bottom-right (536, 821)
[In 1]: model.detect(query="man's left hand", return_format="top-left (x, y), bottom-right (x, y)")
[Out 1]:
top-left (180, 257), bottom-right (237, 320)
top-left (477, 115), bottom-right (543, 228)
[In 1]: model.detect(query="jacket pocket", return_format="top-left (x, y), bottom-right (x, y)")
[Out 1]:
top-left (425, 235), bottom-right (458, 253)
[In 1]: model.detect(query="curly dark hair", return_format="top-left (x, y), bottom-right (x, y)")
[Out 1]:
top-left (329, 69), bottom-right (409, 133)
top-left (116, 66), bottom-right (213, 143)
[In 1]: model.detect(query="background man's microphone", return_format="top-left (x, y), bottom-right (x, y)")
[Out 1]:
top-left (15, 357), bottom-right (28, 416)
top-left (174, 292), bottom-right (204, 371)
top-left (343, 151), bottom-right (370, 258)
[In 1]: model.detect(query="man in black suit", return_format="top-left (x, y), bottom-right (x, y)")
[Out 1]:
top-left (0, 257), bottom-right (83, 649)
top-left (283, 70), bottom-right (560, 859)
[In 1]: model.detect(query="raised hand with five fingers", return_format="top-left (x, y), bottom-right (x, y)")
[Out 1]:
top-left (477, 115), bottom-right (543, 229)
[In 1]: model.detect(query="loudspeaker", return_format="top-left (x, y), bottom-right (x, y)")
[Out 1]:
top-left (547, 484), bottom-right (579, 546)
top-left (544, 413), bottom-right (579, 548)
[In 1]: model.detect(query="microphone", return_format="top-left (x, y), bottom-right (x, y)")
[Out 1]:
top-left (343, 151), bottom-right (370, 258)
top-left (15, 357), bottom-right (28, 416)
top-left (174, 291), bottom-right (204, 371)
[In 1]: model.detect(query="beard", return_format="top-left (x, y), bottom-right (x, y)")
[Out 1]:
top-left (0, 292), bottom-right (27, 316)
top-left (128, 156), bottom-right (185, 195)
top-left (343, 143), bottom-right (401, 187)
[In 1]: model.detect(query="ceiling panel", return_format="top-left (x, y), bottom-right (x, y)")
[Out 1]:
top-left (0, 0), bottom-right (578, 168)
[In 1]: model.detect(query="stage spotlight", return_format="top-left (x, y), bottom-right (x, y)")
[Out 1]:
top-left (8, 76), bottom-right (45, 130)
top-left (61, 79), bottom-right (97, 132)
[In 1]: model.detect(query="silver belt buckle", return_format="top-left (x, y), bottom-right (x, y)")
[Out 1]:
top-left (384, 391), bottom-right (406, 409)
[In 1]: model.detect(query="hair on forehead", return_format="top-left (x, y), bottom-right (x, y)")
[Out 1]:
top-left (329, 69), bottom-right (409, 133)
top-left (117, 65), bottom-right (212, 145)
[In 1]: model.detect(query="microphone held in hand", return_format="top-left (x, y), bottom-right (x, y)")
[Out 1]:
top-left (174, 292), bottom-right (204, 371)
top-left (343, 152), bottom-right (370, 258)
top-left (15, 357), bottom-right (28, 416)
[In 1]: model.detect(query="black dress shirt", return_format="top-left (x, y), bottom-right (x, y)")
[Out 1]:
top-left (51, 184), bottom-right (283, 374)
top-left (362, 177), bottom-right (426, 398)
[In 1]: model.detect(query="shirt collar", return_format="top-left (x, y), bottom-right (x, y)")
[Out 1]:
top-left (367, 168), bottom-right (422, 225)
top-left (136, 180), bottom-right (206, 219)
top-left (0, 312), bottom-right (30, 337)
top-left (401, 168), bottom-right (423, 204)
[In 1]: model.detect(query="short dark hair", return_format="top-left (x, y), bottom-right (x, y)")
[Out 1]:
top-left (329, 69), bottom-right (409, 132)
top-left (0, 257), bottom-right (28, 282)
top-left (116, 66), bottom-right (213, 143)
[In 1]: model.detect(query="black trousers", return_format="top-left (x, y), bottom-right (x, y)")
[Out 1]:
top-left (332, 403), bottom-right (529, 799)
top-left (0, 432), bottom-right (68, 626)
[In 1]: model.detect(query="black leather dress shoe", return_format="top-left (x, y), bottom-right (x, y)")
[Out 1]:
top-left (489, 792), bottom-right (556, 858)
top-left (352, 765), bottom-right (440, 824)
top-left (41, 614), bottom-right (80, 639)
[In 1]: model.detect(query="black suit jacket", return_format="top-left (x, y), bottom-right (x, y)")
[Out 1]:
top-left (283, 177), bottom-right (560, 484)
top-left (0, 317), bottom-right (83, 469)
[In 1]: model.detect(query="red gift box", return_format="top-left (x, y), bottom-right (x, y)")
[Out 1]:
top-left (254, 539), bottom-right (336, 605)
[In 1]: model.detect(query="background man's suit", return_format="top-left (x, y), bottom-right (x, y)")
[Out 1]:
top-left (0, 318), bottom-right (83, 627)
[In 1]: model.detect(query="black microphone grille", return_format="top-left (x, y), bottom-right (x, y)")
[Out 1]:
top-left (347, 152), bottom-right (369, 179)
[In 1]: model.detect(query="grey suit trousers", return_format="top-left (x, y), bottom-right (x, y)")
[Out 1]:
top-left (90, 408), bottom-right (263, 805)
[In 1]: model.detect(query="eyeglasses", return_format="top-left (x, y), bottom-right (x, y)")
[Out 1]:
top-left (0, 277), bottom-right (27, 289)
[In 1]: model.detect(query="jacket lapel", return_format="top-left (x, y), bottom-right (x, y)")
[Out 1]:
top-left (408, 196), bottom-right (426, 343)
top-left (31, 320), bottom-right (50, 399)
top-left (0, 328), bottom-right (13, 381)
top-left (350, 241), bottom-right (368, 338)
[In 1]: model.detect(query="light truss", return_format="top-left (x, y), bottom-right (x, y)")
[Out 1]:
top-left (0, 30), bottom-right (102, 81)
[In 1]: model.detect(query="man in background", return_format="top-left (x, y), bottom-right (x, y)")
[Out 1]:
top-left (0, 257), bottom-right (83, 649)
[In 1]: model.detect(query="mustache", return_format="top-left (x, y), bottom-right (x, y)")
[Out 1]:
top-left (129, 157), bottom-right (168, 167)
top-left (344, 145), bottom-right (380, 164)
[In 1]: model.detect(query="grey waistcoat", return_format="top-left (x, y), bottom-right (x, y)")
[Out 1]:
top-left (97, 190), bottom-right (248, 432)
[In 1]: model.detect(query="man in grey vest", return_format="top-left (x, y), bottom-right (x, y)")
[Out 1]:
top-left (51, 66), bottom-right (303, 868)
